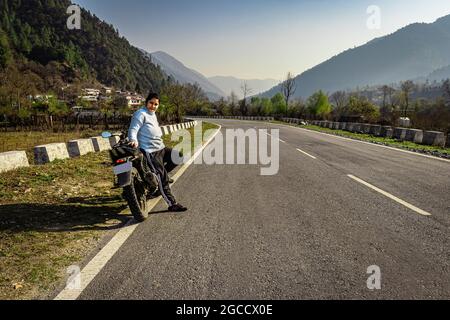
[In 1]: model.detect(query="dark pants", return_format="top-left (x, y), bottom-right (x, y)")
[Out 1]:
top-left (144, 147), bottom-right (181, 207)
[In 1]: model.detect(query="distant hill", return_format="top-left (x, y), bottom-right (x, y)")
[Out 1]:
top-left (426, 65), bottom-right (450, 82)
top-left (0, 0), bottom-right (167, 93)
top-left (143, 51), bottom-right (225, 101)
top-left (261, 14), bottom-right (450, 99)
top-left (208, 76), bottom-right (278, 99)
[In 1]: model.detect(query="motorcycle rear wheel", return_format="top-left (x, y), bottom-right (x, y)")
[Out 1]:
top-left (123, 168), bottom-right (149, 222)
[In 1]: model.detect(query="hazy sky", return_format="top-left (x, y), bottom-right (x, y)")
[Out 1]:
top-left (75, 0), bottom-right (450, 80)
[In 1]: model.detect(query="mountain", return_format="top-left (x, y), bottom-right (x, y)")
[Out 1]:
top-left (426, 65), bottom-right (450, 82)
top-left (261, 14), bottom-right (450, 99)
top-left (0, 0), bottom-right (167, 93)
top-left (208, 76), bottom-right (279, 99)
top-left (143, 51), bottom-right (225, 101)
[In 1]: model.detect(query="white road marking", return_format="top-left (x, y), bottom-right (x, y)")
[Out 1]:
top-left (54, 125), bottom-right (222, 300)
top-left (54, 220), bottom-right (138, 300)
top-left (296, 148), bottom-right (317, 160)
top-left (264, 131), bottom-right (286, 143)
top-left (347, 175), bottom-right (432, 216)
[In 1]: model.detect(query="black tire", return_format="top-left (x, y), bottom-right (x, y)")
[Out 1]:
top-left (123, 168), bottom-right (149, 222)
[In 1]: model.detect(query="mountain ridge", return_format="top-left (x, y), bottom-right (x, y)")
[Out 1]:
top-left (143, 50), bottom-right (225, 101)
top-left (261, 14), bottom-right (450, 99)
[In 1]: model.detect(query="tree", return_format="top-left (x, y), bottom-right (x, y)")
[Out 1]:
top-left (261, 98), bottom-right (273, 116)
top-left (281, 72), bottom-right (296, 117)
top-left (0, 28), bottom-right (12, 68)
top-left (289, 99), bottom-right (307, 118)
top-left (99, 98), bottom-right (114, 129)
top-left (159, 94), bottom-right (176, 123)
top-left (249, 97), bottom-right (261, 116)
top-left (443, 79), bottom-right (450, 106)
top-left (412, 97), bottom-right (450, 132)
top-left (330, 90), bottom-right (348, 120)
top-left (158, 82), bottom-right (210, 119)
top-left (330, 91), bottom-right (347, 109)
top-left (0, 0), bottom-right (167, 95)
top-left (379, 85), bottom-right (395, 124)
top-left (33, 95), bottom-right (69, 129)
top-left (271, 93), bottom-right (286, 116)
top-left (307, 91), bottom-right (332, 119)
top-left (240, 82), bottom-right (252, 116)
top-left (48, 96), bottom-right (68, 127)
top-left (215, 97), bottom-right (229, 116)
top-left (184, 83), bottom-right (207, 115)
top-left (381, 85), bottom-right (394, 108)
top-left (400, 80), bottom-right (415, 117)
top-left (164, 83), bottom-right (187, 122)
top-left (228, 91), bottom-right (239, 116)
top-left (346, 95), bottom-right (380, 123)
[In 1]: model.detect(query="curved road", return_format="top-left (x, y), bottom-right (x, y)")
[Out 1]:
top-left (75, 119), bottom-right (450, 300)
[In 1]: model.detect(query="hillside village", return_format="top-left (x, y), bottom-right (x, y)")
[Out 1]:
top-left (30, 85), bottom-right (145, 115)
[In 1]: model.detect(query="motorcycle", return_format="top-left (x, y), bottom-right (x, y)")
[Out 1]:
top-left (102, 131), bottom-right (159, 222)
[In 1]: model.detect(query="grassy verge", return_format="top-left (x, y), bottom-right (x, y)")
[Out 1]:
top-left (0, 122), bottom-right (219, 300)
top-left (273, 121), bottom-right (450, 158)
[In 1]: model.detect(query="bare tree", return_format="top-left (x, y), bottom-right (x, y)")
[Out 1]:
top-left (400, 80), bottom-right (415, 117)
top-left (281, 72), bottom-right (297, 117)
top-left (330, 91), bottom-right (347, 109)
top-left (228, 91), bottom-right (238, 116)
top-left (240, 82), bottom-right (253, 116)
top-left (381, 85), bottom-right (395, 108)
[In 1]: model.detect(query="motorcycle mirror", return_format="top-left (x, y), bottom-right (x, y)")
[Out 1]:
top-left (102, 132), bottom-right (112, 139)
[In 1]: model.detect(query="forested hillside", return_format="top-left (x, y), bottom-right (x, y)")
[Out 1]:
top-left (0, 0), bottom-right (167, 95)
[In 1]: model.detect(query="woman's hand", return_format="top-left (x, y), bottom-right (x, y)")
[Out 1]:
top-left (130, 141), bottom-right (139, 149)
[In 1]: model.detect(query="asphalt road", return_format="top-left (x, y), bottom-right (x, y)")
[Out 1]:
top-left (77, 119), bottom-right (450, 300)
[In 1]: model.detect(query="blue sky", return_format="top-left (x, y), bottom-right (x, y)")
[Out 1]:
top-left (75, 0), bottom-right (450, 80)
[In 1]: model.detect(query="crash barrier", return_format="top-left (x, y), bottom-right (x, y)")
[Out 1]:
top-left (0, 151), bottom-right (29, 173)
top-left (34, 143), bottom-right (70, 165)
top-left (91, 136), bottom-right (112, 152)
top-left (423, 131), bottom-right (446, 147)
top-left (282, 119), bottom-right (448, 148)
top-left (0, 121), bottom-right (198, 171)
top-left (191, 116), bottom-right (275, 121)
top-left (68, 139), bottom-right (95, 157)
top-left (393, 127), bottom-right (407, 140)
top-left (282, 118), bottom-right (306, 125)
top-left (405, 129), bottom-right (424, 144)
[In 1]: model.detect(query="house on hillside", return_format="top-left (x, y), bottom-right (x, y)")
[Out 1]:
top-left (103, 86), bottom-right (113, 95)
top-left (126, 94), bottom-right (144, 108)
top-left (80, 88), bottom-right (101, 102)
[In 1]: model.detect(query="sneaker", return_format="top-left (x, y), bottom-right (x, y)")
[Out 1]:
top-left (168, 203), bottom-right (188, 212)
